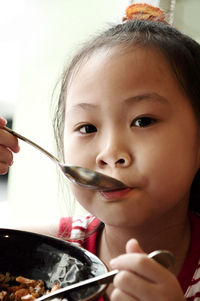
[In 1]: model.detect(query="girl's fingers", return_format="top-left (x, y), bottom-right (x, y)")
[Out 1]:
top-left (126, 238), bottom-right (144, 254)
top-left (110, 252), bottom-right (170, 283)
top-left (112, 268), bottom-right (184, 301)
top-left (110, 239), bottom-right (185, 301)
top-left (113, 270), bottom-right (156, 300)
top-left (110, 238), bottom-right (172, 284)
top-left (111, 287), bottom-right (138, 301)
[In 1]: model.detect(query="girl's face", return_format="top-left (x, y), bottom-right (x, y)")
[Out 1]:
top-left (63, 46), bottom-right (200, 227)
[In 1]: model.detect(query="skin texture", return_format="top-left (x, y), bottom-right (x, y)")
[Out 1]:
top-left (63, 46), bottom-right (200, 300)
top-left (0, 45), bottom-right (200, 300)
top-left (64, 46), bottom-right (200, 227)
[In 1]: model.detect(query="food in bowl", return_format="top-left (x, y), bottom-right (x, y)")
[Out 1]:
top-left (0, 229), bottom-right (107, 301)
top-left (0, 273), bottom-right (49, 301)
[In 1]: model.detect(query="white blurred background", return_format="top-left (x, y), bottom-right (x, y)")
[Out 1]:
top-left (0, 0), bottom-right (200, 227)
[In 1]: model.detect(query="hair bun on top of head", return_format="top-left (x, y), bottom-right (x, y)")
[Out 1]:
top-left (122, 3), bottom-right (167, 24)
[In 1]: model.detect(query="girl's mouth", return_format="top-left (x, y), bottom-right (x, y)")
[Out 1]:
top-left (100, 187), bottom-right (132, 200)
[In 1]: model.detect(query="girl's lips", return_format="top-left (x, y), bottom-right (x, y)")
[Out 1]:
top-left (100, 187), bottom-right (132, 200)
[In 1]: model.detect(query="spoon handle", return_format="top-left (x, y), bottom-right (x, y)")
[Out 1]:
top-left (36, 250), bottom-right (174, 301)
top-left (3, 126), bottom-right (59, 163)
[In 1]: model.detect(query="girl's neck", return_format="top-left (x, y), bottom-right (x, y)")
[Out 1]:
top-left (97, 209), bottom-right (191, 276)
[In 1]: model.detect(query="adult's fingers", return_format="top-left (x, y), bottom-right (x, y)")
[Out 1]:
top-left (0, 117), bottom-right (7, 127)
top-left (0, 145), bottom-right (13, 164)
top-left (0, 128), bottom-right (20, 153)
top-left (0, 162), bottom-right (11, 175)
top-left (0, 144), bottom-right (14, 175)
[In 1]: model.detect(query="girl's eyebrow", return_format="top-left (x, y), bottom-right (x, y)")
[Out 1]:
top-left (66, 103), bottom-right (98, 117)
top-left (67, 103), bottom-right (99, 114)
top-left (67, 92), bottom-right (169, 115)
top-left (71, 103), bottom-right (98, 110)
top-left (125, 92), bottom-right (169, 105)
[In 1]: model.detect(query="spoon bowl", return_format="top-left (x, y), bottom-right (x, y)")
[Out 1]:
top-left (60, 164), bottom-right (128, 190)
top-left (3, 126), bottom-right (128, 191)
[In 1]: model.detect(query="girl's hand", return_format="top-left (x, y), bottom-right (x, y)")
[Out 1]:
top-left (0, 117), bottom-right (20, 175)
top-left (110, 239), bottom-right (185, 301)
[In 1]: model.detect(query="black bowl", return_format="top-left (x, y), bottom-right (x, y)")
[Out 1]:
top-left (0, 228), bottom-right (107, 301)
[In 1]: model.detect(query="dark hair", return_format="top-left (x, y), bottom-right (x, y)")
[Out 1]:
top-left (53, 19), bottom-right (200, 213)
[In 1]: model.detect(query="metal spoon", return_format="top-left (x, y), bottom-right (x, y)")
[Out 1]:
top-left (36, 250), bottom-right (174, 301)
top-left (3, 126), bottom-right (128, 191)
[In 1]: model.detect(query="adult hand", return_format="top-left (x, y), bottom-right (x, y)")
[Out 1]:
top-left (0, 117), bottom-right (20, 175)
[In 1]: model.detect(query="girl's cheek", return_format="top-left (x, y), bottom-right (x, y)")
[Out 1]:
top-left (64, 146), bottom-right (81, 165)
top-left (69, 184), bottom-right (96, 212)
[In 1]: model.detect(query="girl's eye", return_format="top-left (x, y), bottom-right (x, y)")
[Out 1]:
top-left (78, 124), bottom-right (97, 134)
top-left (132, 117), bottom-right (156, 127)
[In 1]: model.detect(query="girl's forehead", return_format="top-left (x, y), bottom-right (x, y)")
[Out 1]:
top-left (65, 47), bottom-right (183, 117)
top-left (64, 44), bottom-right (198, 130)
top-left (70, 45), bottom-right (171, 80)
top-left (67, 45), bottom-right (175, 95)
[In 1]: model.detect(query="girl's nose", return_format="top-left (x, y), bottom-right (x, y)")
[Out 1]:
top-left (96, 146), bottom-right (132, 169)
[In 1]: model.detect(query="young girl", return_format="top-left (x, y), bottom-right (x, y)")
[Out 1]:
top-left (1, 3), bottom-right (200, 300)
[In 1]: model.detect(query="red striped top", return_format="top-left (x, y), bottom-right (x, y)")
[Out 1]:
top-left (58, 212), bottom-right (200, 300)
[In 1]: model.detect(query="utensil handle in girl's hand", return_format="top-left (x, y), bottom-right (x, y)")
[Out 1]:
top-left (36, 270), bottom-right (118, 301)
top-left (35, 250), bottom-right (174, 301)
